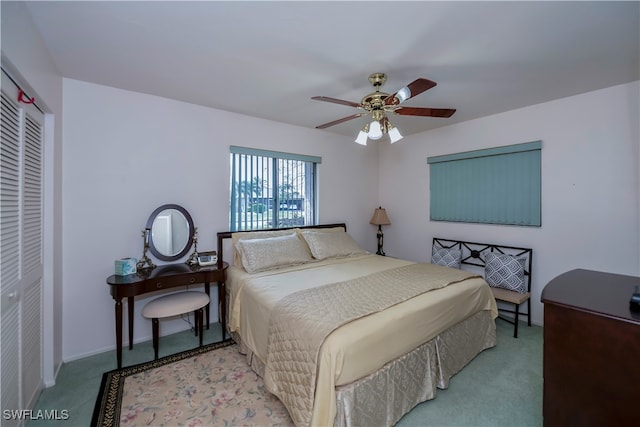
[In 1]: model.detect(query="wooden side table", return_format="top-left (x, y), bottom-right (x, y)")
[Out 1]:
top-left (106, 262), bottom-right (228, 368)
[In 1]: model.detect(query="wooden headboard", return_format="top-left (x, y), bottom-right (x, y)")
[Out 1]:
top-left (216, 223), bottom-right (347, 268)
top-left (432, 237), bottom-right (533, 292)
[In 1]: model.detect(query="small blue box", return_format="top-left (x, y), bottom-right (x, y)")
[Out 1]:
top-left (115, 258), bottom-right (137, 276)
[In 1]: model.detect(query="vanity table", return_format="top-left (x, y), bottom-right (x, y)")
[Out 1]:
top-left (107, 262), bottom-right (228, 368)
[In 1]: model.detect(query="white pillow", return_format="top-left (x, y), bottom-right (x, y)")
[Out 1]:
top-left (300, 230), bottom-right (367, 260)
top-left (235, 233), bottom-right (313, 273)
top-left (232, 229), bottom-right (307, 266)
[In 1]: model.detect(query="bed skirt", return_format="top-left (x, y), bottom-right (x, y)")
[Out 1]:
top-left (231, 309), bottom-right (496, 427)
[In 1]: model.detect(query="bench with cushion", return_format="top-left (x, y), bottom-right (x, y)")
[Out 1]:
top-left (432, 238), bottom-right (533, 338)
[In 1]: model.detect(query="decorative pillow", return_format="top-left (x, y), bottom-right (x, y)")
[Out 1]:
top-left (299, 229), bottom-right (367, 260)
top-left (484, 252), bottom-right (527, 293)
top-left (232, 229), bottom-right (306, 266)
top-left (431, 245), bottom-right (462, 269)
top-left (235, 233), bottom-right (313, 273)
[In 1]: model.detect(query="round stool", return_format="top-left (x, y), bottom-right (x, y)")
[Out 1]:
top-left (142, 291), bottom-right (210, 360)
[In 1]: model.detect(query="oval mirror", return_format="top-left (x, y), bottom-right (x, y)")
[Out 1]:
top-left (145, 204), bottom-right (195, 261)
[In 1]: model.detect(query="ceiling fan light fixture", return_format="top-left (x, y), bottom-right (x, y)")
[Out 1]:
top-left (388, 126), bottom-right (403, 143)
top-left (355, 123), bottom-right (369, 145)
top-left (355, 130), bottom-right (368, 145)
top-left (368, 120), bottom-right (383, 140)
top-left (396, 87), bottom-right (411, 103)
top-left (312, 73), bottom-right (455, 143)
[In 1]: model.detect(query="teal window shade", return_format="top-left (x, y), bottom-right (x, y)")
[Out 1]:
top-left (427, 141), bottom-right (541, 226)
top-left (229, 146), bottom-right (321, 231)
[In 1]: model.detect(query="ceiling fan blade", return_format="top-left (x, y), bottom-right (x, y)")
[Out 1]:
top-left (315, 113), bottom-right (363, 129)
top-left (385, 78), bottom-right (437, 106)
top-left (394, 107), bottom-right (456, 118)
top-left (311, 96), bottom-right (362, 108)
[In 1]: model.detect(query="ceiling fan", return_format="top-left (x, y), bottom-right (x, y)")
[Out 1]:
top-left (312, 73), bottom-right (456, 144)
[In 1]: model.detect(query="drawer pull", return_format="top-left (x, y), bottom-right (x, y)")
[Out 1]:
top-left (156, 282), bottom-right (162, 289)
top-left (189, 277), bottom-right (196, 284)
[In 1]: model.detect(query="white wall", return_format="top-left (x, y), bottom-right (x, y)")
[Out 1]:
top-left (1, 1), bottom-right (64, 386)
top-left (378, 81), bottom-right (640, 326)
top-left (61, 79), bottom-right (379, 361)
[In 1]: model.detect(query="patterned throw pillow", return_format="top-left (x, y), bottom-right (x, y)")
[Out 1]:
top-left (431, 245), bottom-right (462, 269)
top-left (484, 252), bottom-right (527, 293)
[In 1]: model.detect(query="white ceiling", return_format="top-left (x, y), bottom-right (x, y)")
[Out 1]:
top-left (24, 1), bottom-right (639, 138)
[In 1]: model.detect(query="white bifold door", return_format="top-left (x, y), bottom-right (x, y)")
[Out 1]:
top-left (1, 69), bottom-right (44, 425)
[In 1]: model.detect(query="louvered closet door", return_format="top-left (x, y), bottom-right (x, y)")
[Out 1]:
top-left (1, 71), bottom-right (44, 423)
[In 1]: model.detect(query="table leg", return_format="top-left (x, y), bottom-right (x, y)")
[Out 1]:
top-left (204, 282), bottom-right (210, 330)
top-left (218, 281), bottom-right (226, 340)
top-left (128, 296), bottom-right (134, 350)
top-left (115, 298), bottom-right (123, 369)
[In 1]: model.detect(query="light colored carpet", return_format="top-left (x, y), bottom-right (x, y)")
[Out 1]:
top-left (33, 319), bottom-right (542, 427)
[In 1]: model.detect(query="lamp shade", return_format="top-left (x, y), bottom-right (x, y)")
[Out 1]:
top-left (355, 130), bottom-right (368, 145)
top-left (388, 127), bottom-right (403, 143)
top-left (370, 207), bottom-right (391, 225)
top-left (368, 120), bottom-right (383, 140)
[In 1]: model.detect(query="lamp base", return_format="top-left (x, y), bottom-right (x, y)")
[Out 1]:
top-left (376, 225), bottom-right (386, 256)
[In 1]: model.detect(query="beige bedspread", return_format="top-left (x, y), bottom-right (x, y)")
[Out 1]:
top-left (227, 254), bottom-right (498, 426)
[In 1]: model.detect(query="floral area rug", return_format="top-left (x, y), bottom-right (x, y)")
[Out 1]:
top-left (91, 339), bottom-right (293, 427)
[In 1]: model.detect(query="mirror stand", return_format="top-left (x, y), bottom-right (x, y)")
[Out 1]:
top-left (185, 227), bottom-right (199, 266)
top-left (136, 228), bottom-right (156, 270)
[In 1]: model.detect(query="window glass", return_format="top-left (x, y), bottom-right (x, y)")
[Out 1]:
top-left (229, 146), bottom-right (320, 231)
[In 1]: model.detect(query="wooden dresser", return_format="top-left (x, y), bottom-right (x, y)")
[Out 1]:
top-left (541, 269), bottom-right (640, 426)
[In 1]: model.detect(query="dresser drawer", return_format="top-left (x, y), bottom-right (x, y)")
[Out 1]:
top-left (145, 272), bottom-right (206, 292)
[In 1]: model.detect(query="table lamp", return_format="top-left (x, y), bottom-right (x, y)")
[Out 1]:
top-left (370, 206), bottom-right (391, 256)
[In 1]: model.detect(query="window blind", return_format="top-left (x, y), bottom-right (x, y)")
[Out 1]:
top-left (427, 141), bottom-right (541, 226)
top-left (229, 146), bottom-right (320, 231)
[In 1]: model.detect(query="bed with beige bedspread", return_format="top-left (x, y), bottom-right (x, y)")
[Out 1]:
top-left (218, 224), bottom-right (498, 427)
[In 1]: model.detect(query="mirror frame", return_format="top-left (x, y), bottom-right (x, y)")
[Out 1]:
top-left (145, 204), bottom-right (195, 262)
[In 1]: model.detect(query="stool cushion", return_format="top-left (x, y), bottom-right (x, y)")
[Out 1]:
top-left (142, 291), bottom-right (209, 319)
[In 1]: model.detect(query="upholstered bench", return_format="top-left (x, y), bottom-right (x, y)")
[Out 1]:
top-left (432, 237), bottom-right (533, 338)
top-left (142, 291), bottom-right (210, 359)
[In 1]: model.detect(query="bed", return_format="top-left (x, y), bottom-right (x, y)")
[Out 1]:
top-left (216, 224), bottom-right (499, 427)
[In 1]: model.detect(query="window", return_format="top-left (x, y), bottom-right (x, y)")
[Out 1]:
top-left (427, 141), bottom-right (541, 226)
top-left (229, 146), bottom-right (321, 231)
